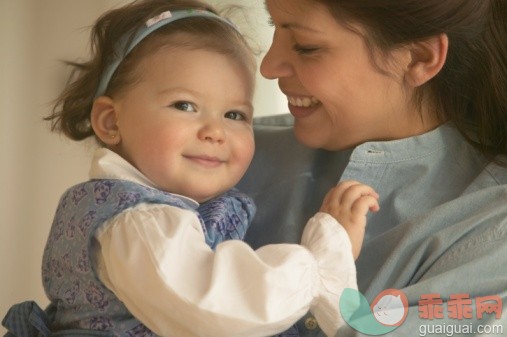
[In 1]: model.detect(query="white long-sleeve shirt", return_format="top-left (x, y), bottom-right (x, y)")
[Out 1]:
top-left (91, 148), bottom-right (356, 337)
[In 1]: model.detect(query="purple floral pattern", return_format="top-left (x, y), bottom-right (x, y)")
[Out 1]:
top-left (94, 181), bottom-right (115, 204)
top-left (42, 179), bottom-right (255, 336)
top-left (126, 324), bottom-right (156, 337)
top-left (85, 282), bottom-right (109, 311)
top-left (89, 316), bottom-right (114, 330)
top-left (198, 188), bottom-right (255, 249)
top-left (63, 280), bottom-right (80, 305)
top-left (77, 248), bottom-right (90, 273)
top-left (78, 211), bottom-right (96, 237)
top-left (116, 191), bottom-right (141, 210)
top-left (72, 185), bottom-right (88, 205)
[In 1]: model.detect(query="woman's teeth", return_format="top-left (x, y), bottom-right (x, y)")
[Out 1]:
top-left (288, 96), bottom-right (320, 107)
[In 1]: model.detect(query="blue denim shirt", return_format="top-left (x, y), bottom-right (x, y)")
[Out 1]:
top-left (239, 115), bottom-right (507, 337)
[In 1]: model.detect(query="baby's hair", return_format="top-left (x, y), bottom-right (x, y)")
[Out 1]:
top-left (45, 0), bottom-right (256, 142)
top-left (319, 0), bottom-right (507, 161)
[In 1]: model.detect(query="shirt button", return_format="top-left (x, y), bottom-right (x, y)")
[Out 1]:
top-left (304, 316), bottom-right (318, 330)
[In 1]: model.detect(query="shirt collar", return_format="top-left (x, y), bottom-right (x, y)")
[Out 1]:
top-left (349, 123), bottom-right (464, 164)
top-left (89, 148), bottom-right (199, 207)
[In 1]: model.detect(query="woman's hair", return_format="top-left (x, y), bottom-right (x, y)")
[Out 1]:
top-left (46, 0), bottom-right (256, 141)
top-left (318, 0), bottom-right (507, 161)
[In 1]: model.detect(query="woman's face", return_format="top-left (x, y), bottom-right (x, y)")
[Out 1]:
top-left (262, 0), bottom-right (435, 150)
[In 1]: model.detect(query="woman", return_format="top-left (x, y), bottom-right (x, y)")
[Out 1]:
top-left (239, 0), bottom-right (507, 336)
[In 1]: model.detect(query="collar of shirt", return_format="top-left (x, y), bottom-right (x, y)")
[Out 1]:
top-left (349, 123), bottom-right (463, 164)
top-left (88, 147), bottom-right (199, 207)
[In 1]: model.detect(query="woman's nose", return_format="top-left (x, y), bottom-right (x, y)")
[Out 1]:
top-left (260, 34), bottom-right (293, 80)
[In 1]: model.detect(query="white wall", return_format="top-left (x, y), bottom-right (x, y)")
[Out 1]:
top-left (0, 0), bottom-right (284, 332)
top-left (206, 0), bottom-right (287, 117)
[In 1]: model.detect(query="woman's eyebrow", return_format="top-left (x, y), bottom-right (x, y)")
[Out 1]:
top-left (264, 1), bottom-right (319, 33)
top-left (279, 22), bottom-right (319, 33)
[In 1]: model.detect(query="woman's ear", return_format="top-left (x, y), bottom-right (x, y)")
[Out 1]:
top-left (91, 96), bottom-right (121, 146)
top-left (404, 34), bottom-right (448, 87)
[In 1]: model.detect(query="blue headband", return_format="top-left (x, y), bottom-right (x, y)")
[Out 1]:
top-left (94, 9), bottom-right (240, 98)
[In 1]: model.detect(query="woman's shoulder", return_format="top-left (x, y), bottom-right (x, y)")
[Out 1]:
top-left (483, 158), bottom-right (507, 184)
top-left (463, 158), bottom-right (507, 198)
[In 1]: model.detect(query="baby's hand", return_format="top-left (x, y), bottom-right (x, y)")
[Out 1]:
top-left (319, 180), bottom-right (380, 259)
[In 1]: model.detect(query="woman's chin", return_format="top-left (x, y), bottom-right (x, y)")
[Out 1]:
top-left (293, 125), bottom-right (325, 149)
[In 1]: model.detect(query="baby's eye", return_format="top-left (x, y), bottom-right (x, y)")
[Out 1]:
top-left (172, 101), bottom-right (196, 112)
top-left (224, 111), bottom-right (245, 121)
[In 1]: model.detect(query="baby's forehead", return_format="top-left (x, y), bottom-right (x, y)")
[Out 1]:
top-left (135, 28), bottom-right (253, 64)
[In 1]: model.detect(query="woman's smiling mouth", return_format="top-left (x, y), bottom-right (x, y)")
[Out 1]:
top-left (288, 96), bottom-right (320, 108)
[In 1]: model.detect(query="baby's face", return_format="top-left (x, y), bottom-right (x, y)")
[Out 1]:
top-left (112, 47), bottom-right (255, 202)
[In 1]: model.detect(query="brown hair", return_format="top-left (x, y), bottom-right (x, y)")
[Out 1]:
top-left (45, 0), bottom-right (256, 141)
top-left (318, 0), bottom-right (507, 161)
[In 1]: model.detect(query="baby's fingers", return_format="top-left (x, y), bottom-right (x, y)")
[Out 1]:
top-left (351, 195), bottom-right (380, 216)
top-left (321, 180), bottom-right (373, 207)
top-left (320, 180), bottom-right (360, 208)
top-left (340, 183), bottom-right (379, 210)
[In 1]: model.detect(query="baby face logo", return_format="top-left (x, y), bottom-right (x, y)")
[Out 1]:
top-left (371, 289), bottom-right (409, 327)
top-left (340, 288), bottom-right (409, 335)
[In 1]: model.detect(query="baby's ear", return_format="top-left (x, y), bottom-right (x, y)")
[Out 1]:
top-left (91, 96), bottom-right (121, 146)
top-left (404, 33), bottom-right (448, 87)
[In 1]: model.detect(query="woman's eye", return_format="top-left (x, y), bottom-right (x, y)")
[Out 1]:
top-left (224, 111), bottom-right (245, 121)
top-left (293, 44), bottom-right (320, 55)
top-left (172, 101), bottom-right (196, 112)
